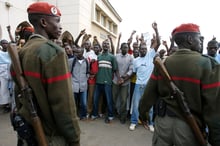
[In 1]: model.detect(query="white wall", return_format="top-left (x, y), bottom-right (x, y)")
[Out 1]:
top-left (0, 0), bottom-right (35, 40)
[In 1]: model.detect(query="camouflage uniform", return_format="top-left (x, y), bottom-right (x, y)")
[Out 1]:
top-left (14, 34), bottom-right (80, 146)
top-left (139, 49), bottom-right (220, 146)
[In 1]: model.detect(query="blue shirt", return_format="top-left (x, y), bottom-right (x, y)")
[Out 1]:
top-left (214, 54), bottom-right (220, 63)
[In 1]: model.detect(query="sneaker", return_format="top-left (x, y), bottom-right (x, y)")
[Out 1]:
top-left (91, 115), bottom-right (98, 120)
top-left (149, 125), bottom-right (154, 132)
top-left (105, 117), bottom-right (113, 124)
top-left (80, 117), bottom-right (87, 121)
top-left (129, 124), bottom-right (136, 131)
top-left (99, 114), bottom-right (104, 118)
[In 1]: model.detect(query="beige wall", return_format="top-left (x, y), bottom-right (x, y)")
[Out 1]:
top-left (0, 0), bottom-right (121, 46)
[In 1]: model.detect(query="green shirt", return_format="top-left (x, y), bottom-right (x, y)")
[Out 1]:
top-left (96, 52), bottom-right (117, 85)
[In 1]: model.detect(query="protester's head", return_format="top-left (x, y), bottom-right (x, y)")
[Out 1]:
top-left (27, 2), bottom-right (62, 40)
top-left (64, 43), bottom-right (73, 57)
top-left (159, 49), bottom-right (166, 58)
top-left (102, 39), bottom-right (110, 52)
top-left (84, 40), bottom-right (92, 52)
top-left (133, 48), bottom-right (139, 58)
top-left (207, 38), bottom-right (219, 57)
top-left (171, 23), bottom-right (203, 53)
top-left (76, 47), bottom-right (84, 59)
top-left (139, 42), bottom-right (147, 57)
top-left (120, 43), bottom-right (129, 55)
top-left (93, 44), bottom-right (101, 55)
top-left (132, 42), bottom-right (139, 50)
top-left (0, 39), bottom-right (9, 52)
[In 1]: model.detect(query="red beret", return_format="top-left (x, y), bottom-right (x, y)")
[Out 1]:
top-left (172, 23), bottom-right (200, 36)
top-left (27, 2), bottom-right (61, 17)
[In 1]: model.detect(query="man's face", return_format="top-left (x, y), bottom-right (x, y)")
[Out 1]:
top-left (76, 48), bottom-right (84, 59)
top-left (64, 44), bottom-right (73, 56)
top-left (121, 43), bottom-right (128, 55)
top-left (133, 49), bottom-right (139, 58)
top-left (84, 41), bottom-right (91, 51)
top-left (133, 42), bottom-right (139, 49)
top-left (45, 16), bottom-right (62, 40)
top-left (207, 42), bottom-right (219, 57)
top-left (139, 44), bottom-right (147, 57)
top-left (102, 41), bottom-right (110, 52)
top-left (191, 34), bottom-right (203, 53)
top-left (93, 45), bottom-right (100, 54)
top-left (0, 40), bottom-right (9, 51)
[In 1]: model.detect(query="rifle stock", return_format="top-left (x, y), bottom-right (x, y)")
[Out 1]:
top-left (8, 43), bottom-right (48, 146)
top-left (153, 56), bottom-right (207, 146)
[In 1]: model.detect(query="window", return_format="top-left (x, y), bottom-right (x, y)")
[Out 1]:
top-left (107, 20), bottom-right (112, 31)
top-left (101, 14), bottom-right (106, 26)
top-left (113, 24), bottom-right (117, 34)
top-left (95, 9), bottom-right (100, 22)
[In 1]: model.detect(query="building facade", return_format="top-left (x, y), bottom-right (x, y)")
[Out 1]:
top-left (0, 0), bottom-right (121, 45)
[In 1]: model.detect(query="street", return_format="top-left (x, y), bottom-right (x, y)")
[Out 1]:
top-left (0, 108), bottom-right (153, 146)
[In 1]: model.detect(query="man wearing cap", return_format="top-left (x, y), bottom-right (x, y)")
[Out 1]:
top-left (138, 23), bottom-right (220, 146)
top-left (12, 2), bottom-right (80, 146)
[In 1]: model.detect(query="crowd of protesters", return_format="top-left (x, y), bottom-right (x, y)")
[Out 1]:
top-left (1, 20), bottom-right (220, 135)
top-left (0, 21), bottom-right (220, 125)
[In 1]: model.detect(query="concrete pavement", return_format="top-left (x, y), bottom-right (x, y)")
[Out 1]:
top-left (0, 108), bottom-right (153, 146)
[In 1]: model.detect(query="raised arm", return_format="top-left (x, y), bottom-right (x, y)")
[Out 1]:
top-left (7, 26), bottom-right (15, 43)
top-left (108, 34), bottom-right (115, 55)
top-left (162, 40), bottom-right (169, 54)
top-left (116, 32), bottom-right (122, 54)
top-left (136, 35), bottom-right (139, 44)
top-left (151, 22), bottom-right (161, 52)
top-left (127, 30), bottom-right (136, 46)
top-left (75, 29), bottom-right (86, 47)
top-left (127, 30), bottom-right (136, 54)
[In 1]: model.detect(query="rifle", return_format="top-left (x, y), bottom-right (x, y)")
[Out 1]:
top-left (8, 43), bottom-right (48, 146)
top-left (153, 56), bottom-right (207, 146)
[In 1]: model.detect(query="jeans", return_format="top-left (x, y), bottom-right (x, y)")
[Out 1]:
top-left (74, 91), bottom-right (87, 119)
top-left (130, 84), bottom-right (154, 125)
top-left (92, 83), bottom-right (113, 119)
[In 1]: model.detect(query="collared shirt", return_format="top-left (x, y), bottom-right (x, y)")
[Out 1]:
top-left (69, 58), bottom-right (89, 92)
top-left (133, 48), bottom-right (156, 84)
top-left (113, 53), bottom-right (133, 85)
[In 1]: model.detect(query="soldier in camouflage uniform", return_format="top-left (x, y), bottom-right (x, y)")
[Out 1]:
top-left (139, 23), bottom-right (220, 146)
top-left (12, 2), bottom-right (80, 146)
